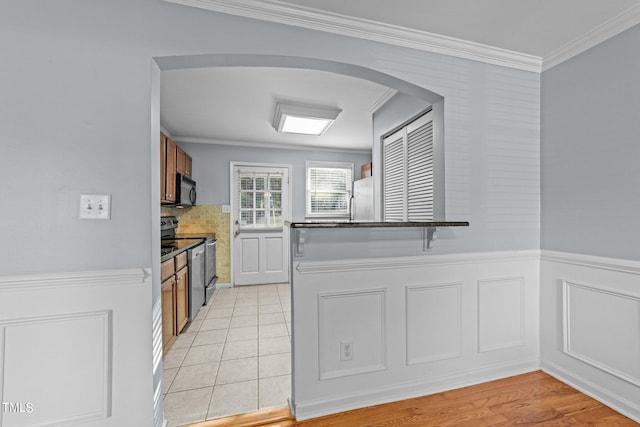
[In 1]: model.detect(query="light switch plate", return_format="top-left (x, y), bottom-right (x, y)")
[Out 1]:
top-left (222, 205), bottom-right (231, 214)
top-left (79, 194), bottom-right (111, 220)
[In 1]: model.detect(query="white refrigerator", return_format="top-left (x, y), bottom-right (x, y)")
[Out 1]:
top-left (352, 176), bottom-right (374, 221)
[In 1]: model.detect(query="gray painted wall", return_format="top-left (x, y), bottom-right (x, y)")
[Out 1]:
top-left (179, 141), bottom-right (371, 221)
top-left (1, 0), bottom-right (540, 277)
top-left (541, 24), bottom-right (640, 260)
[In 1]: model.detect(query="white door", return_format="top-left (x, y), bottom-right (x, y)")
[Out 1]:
top-left (231, 164), bottom-right (290, 286)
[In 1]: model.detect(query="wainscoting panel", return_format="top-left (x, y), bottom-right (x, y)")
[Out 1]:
top-left (0, 312), bottom-right (112, 426)
top-left (0, 268), bottom-right (153, 427)
top-left (478, 277), bottom-right (524, 352)
top-left (318, 289), bottom-right (386, 379)
top-left (292, 250), bottom-right (540, 420)
top-left (406, 283), bottom-right (462, 365)
top-left (563, 281), bottom-right (640, 387)
top-left (541, 251), bottom-right (640, 423)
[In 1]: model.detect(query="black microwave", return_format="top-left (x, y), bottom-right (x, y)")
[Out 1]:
top-left (175, 173), bottom-right (196, 207)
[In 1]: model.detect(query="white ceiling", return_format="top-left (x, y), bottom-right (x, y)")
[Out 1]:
top-left (161, 67), bottom-right (395, 152)
top-left (161, 0), bottom-right (640, 152)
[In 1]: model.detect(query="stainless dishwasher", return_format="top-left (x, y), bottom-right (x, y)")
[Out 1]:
top-left (204, 237), bottom-right (217, 305)
top-left (188, 243), bottom-right (205, 320)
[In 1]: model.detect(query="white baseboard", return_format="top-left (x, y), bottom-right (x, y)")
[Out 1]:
top-left (542, 361), bottom-right (640, 423)
top-left (294, 360), bottom-right (540, 420)
top-left (215, 282), bottom-right (232, 289)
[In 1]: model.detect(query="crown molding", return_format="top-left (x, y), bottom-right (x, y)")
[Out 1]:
top-left (163, 0), bottom-right (542, 73)
top-left (368, 88), bottom-right (397, 114)
top-left (174, 135), bottom-right (372, 154)
top-left (164, 0), bottom-right (640, 74)
top-left (542, 3), bottom-right (640, 72)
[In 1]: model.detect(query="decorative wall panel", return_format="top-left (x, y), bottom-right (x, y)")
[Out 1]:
top-left (0, 268), bottom-right (152, 427)
top-left (0, 311), bottom-right (112, 426)
top-left (478, 277), bottom-right (524, 352)
top-left (318, 289), bottom-right (386, 379)
top-left (293, 251), bottom-right (539, 421)
top-left (563, 280), bottom-right (640, 386)
top-left (406, 283), bottom-right (462, 364)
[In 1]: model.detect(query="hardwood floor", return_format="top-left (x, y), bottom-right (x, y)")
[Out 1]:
top-left (185, 371), bottom-right (638, 427)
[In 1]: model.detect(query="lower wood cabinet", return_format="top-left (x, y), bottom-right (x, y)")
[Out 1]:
top-left (161, 255), bottom-right (189, 355)
top-left (175, 266), bottom-right (189, 334)
top-left (161, 276), bottom-right (177, 354)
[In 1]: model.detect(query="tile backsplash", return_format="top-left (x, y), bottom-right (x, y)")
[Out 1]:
top-left (162, 205), bottom-right (230, 284)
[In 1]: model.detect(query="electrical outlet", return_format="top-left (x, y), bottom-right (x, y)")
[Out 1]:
top-left (79, 194), bottom-right (111, 220)
top-left (340, 340), bottom-right (353, 361)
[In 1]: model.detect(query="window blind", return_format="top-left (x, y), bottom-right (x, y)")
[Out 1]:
top-left (306, 162), bottom-right (353, 217)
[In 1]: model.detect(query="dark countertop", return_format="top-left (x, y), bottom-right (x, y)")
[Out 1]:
top-left (285, 220), bottom-right (469, 229)
top-left (175, 232), bottom-right (216, 240)
top-left (161, 238), bottom-right (205, 262)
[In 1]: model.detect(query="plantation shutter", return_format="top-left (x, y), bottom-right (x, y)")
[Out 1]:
top-left (382, 129), bottom-right (406, 221)
top-left (406, 113), bottom-right (434, 221)
top-left (382, 110), bottom-right (434, 222)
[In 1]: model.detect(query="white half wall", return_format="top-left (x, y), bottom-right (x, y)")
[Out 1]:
top-left (540, 251), bottom-right (640, 423)
top-left (0, 269), bottom-right (154, 427)
top-left (291, 250), bottom-right (540, 420)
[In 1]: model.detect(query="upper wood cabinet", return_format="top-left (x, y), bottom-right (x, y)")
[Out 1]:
top-left (161, 132), bottom-right (192, 204)
top-left (160, 133), bottom-right (167, 202)
top-left (161, 132), bottom-right (177, 204)
top-left (176, 146), bottom-right (193, 178)
top-left (184, 153), bottom-right (192, 178)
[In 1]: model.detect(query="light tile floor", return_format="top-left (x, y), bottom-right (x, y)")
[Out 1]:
top-left (163, 283), bottom-right (291, 427)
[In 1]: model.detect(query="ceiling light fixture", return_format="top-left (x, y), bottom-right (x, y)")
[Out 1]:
top-left (272, 102), bottom-right (342, 136)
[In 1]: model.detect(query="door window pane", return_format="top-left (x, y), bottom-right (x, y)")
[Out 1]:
top-left (237, 171), bottom-right (285, 229)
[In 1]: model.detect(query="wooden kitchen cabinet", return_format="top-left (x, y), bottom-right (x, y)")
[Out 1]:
top-left (161, 254), bottom-right (190, 355)
top-left (184, 154), bottom-right (192, 178)
top-left (161, 257), bottom-right (175, 281)
top-left (161, 133), bottom-right (177, 204)
top-left (161, 277), bottom-right (177, 355)
top-left (161, 132), bottom-right (192, 204)
top-left (175, 266), bottom-right (189, 334)
top-left (175, 251), bottom-right (187, 271)
top-left (160, 132), bottom-right (167, 202)
top-left (176, 147), bottom-right (193, 178)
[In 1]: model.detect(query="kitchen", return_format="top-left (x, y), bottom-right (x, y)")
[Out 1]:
top-left (157, 66), bottom-right (397, 425)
